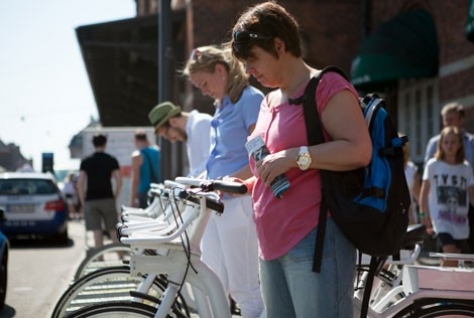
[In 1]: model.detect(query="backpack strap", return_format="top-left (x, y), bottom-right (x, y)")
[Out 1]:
top-left (300, 66), bottom-right (377, 318)
top-left (360, 256), bottom-right (378, 318)
top-left (300, 66), bottom-right (350, 145)
top-left (297, 65), bottom-right (350, 273)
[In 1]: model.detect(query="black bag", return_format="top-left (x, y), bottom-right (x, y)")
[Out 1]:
top-left (298, 66), bottom-right (411, 317)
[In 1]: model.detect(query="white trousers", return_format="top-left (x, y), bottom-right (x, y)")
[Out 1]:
top-left (201, 195), bottom-right (263, 318)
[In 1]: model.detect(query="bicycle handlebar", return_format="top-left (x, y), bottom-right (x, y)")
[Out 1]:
top-left (175, 177), bottom-right (248, 194)
top-left (177, 190), bottom-right (224, 213)
top-left (119, 186), bottom-right (224, 246)
top-left (161, 181), bottom-right (224, 213)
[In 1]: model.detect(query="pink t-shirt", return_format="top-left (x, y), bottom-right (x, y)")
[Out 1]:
top-left (249, 71), bottom-right (359, 261)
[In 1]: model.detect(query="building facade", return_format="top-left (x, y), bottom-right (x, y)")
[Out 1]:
top-left (0, 140), bottom-right (31, 172)
top-left (76, 0), bottom-right (474, 174)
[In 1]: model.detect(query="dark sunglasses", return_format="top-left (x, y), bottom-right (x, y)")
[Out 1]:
top-left (233, 31), bottom-right (271, 44)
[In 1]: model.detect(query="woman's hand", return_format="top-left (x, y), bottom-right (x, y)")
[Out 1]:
top-left (255, 149), bottom-right (295, 187)
top-left (420, 214), bottom-right (433, 235)
top-left (222, 176), bottom-right (256, 196)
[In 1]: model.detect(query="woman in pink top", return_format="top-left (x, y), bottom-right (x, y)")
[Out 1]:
top-left (229, 2), bottom-right (371, 317)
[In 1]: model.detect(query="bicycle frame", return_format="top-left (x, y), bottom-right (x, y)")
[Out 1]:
top-left (120, 184), bottom-right (232, 317)
top-left (354, 256), bottom-right (474, 317)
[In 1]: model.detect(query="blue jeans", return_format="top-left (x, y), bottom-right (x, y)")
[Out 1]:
top-left (259, 218), bottom-right (356, 318)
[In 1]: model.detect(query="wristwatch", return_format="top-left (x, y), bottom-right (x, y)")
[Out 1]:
top-left (296, 146), bottom-right (312, 170)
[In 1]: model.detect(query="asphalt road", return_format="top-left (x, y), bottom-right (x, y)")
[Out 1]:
top-left (0, 219), bottom-right (90, 318)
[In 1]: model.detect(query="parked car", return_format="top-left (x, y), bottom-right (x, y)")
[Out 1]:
top-left (0, 172), bottom-right (68, 244)
top-left (0, 208), bottom-right (9, 308)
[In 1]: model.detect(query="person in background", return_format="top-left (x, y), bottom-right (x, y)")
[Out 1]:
top-left (401, 134), bottom-right (421, 224)
top-left (16, 163), bottom-right (34, 172)
top-left (129, 130), bottom-right (161, 208)
top-left (72, 173), bottom-right (83, 218)
top-left (424, 102), bottom-right (474, 254)
top-left (229, 2), bottom-right (371, 317)
top-left (148, 101), bottom-right (212, 177)
top-left (77, 133), bottom-right (122, 248)
top-left (182, 44), bottom-right (264, 317)
top-left (420, 126), bottom-right (474, 267)
top-left (62, 172), bottom-right (79, 220)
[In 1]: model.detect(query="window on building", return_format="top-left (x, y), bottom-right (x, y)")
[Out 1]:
top-left (397, 78), bottom-right (439, 164)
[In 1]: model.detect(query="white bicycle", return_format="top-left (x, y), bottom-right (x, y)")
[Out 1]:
top-left (52, 184), bottom-right (192, 318)
top-left (73, 183), bottom-right (169, 280)
top-left (355, 248), bottom-right (474, 317)
top-left (353, 224), bottom-right (427, 316)
top-left (64, 177), bottom-right (247, 318)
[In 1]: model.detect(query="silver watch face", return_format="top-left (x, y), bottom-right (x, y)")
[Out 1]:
top-left (297, 153), bottom-right (311, 169)
top-left (299, 156), bottom-right (310, 166)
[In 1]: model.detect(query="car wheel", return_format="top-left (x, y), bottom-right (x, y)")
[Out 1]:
top-left (57, 228), bottom-right (69, 246)
top-left (0, 252), bottom-right (7, 308)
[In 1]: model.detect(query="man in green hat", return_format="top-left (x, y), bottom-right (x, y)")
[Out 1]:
top-left (148, 101), bottom-right (212, 177)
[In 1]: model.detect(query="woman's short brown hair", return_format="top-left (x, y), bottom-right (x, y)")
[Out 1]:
top-left (231, 1), bottom-right (302, 60)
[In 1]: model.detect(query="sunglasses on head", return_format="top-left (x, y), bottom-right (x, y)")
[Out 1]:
top-left (189, 48), bottom-right (201, 61)
top-left (233, 30), bottom-right (271, 44)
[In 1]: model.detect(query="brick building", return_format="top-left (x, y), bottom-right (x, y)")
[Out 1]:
top-left (75, 0), bottom-right (474, 174)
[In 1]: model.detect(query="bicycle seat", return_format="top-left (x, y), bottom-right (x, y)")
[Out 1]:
top-left (400, 224), bottom-right (425, 250)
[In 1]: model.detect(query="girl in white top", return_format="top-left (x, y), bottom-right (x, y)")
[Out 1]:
top-left (420, 126), bottom-right (474, 267)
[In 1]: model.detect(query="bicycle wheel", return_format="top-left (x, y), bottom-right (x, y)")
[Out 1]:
top-left (52, 266), bottom-right (169, 318)
top-left (399, 299), bottom-right (474, 317)
top-left (65, 301), bottom-right (186, 318)
top-left (74, 243), bottom-right (132, 280)
top-left (65, 301), bottom-right (157, 318)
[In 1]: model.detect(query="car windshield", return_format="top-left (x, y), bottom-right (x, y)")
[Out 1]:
top-left (0, 179), bottom-right (58, 195)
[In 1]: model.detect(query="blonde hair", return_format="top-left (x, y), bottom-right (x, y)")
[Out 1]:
top-left (434, 126), bottom-right (465, 164)
top-left (182, 45), bottom-right (249, 105)
top-left (441, 102), bottom-right (465, 118)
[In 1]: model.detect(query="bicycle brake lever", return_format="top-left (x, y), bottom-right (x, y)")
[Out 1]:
top-left (200, 181), bottom-right (214, 192)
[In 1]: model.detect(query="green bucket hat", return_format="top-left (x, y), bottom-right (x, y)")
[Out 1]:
top-left (148, 101), bottom-right (181, 132)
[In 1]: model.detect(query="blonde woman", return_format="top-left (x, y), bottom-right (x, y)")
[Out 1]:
top-left (182, 45), bottom-right (264, 317)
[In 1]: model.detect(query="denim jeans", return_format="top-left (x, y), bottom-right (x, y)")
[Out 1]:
top-left (259, 217), bottom-right (356, 318)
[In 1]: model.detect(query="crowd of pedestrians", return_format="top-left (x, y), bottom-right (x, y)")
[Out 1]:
top-left (72, 1), bottom-right (474, 317)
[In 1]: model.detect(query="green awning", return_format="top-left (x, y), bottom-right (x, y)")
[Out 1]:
top-left (351, 10), bottom-right (439, 92)
top-left (466, 0), bottom-right (474, 42)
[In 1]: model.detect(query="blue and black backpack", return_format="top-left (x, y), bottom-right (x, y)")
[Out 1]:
top-left (298, 66), bottom-right (411, 317)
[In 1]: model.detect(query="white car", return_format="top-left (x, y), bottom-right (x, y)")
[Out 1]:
top-left (0, 172), bottom-right (68, 244)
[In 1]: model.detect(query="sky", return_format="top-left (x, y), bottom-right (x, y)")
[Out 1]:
top-left (0, 0), bottom-right (136, 172)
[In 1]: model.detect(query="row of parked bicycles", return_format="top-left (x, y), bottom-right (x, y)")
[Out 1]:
top-left (51, 177), bottom-right (474, 318)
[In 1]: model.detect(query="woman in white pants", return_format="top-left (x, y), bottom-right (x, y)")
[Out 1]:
top-left (182, 45), bottom-right (264, 318)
